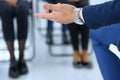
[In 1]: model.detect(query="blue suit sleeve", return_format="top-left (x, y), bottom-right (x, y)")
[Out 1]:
top-left (82, 0), bottom-right (120, 29)
top-left (90, 23), bottom-right (120, 46)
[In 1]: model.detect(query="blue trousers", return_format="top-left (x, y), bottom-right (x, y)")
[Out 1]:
top-left (90, 23), bottom-right (120, 80)
top-left (47, 20), bottom-right (68, 32)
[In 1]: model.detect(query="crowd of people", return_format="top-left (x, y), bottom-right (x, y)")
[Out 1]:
top-left (0, 0), bottom-right (91, 78)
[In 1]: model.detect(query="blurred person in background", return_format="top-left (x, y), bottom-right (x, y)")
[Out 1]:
top-left (46, 0), bottom-right (91, 68)
top-left (0, 0), bottom-right (29, 78)
top-left (46, 0), bottom-right (69, 45)
top-left (66, 0), bottom-right (91, 68)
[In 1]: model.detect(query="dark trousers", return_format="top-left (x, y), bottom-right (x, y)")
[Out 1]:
top-left (66, 0), bottom-right (89, 51)
top-left (47, 20), bottom-right (68, 32)
top-left (0, 1), bottom-right (29, 41)
top-left (68, 23), bottom-right (89, 50)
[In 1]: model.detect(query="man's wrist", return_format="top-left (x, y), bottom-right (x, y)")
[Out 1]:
top-left (73, 8), bottom-right (84, 25)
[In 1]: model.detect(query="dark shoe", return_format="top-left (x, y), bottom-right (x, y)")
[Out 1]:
top-left (63, 37), bottom-right (69, 44)
top-left (73, 61), bottom-right (83, 68)
top-left (46, 37), bottom-right (53, 45)
top-left (46, 32), bottom-right (53, 45)
top-left (9, 61), bottom-right (19, 78)
top-left (62, 33), bottom-right (69, 44)
top-left (82, 62), bottom-right (92, 69)
top-left (18, 60), bottom-right (28, 75)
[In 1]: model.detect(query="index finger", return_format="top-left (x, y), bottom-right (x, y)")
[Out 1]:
top-left (34, 13), bottom-right (54, 20)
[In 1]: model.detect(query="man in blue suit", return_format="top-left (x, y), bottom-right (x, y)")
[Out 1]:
top-left (35, 0), bottom-right (120, 80)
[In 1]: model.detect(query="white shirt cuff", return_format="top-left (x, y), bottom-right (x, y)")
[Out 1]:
top-left (73, 8), bottom-right (84, 25)
top-left (80, 8), bottom-right (85, 22)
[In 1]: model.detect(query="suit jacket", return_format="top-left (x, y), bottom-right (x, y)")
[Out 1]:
top-left (82, 0), bottom-right (120, 29)
top-left (90, 24), bottom-right (120, 80)
top-left (82, 0), bottom-right (120, 51)
top-left (81, 1), bottom-right (120, 80)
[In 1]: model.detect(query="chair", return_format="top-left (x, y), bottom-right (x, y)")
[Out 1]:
top-left (48, 37), bottom-right (93, 57)
top-left (37, 0), bottom-right (93, 57)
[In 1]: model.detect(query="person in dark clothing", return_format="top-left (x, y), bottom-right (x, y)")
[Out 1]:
top-left (66, 0), bottom-right (91, 68)
top-left (0, 0), bottom-right (29, 78)
top-left (46, 0), bottom-right (69, 45)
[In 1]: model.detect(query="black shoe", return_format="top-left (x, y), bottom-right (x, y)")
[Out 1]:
top-left (82, 62), bottom-right (92, 69)
top-left (62, 33), bottom-right (69, 44)
top-left (63, 37), bottom-right (69, 44)
top-left (46, 32), bottom-right (53, 45)
top-left (9, 61), bottom-right (19, 78)
top-left (46, 37), bottom-right (53, 45)
top-left (18, 60), bottom-right (28, 75)
top-left (73, 61), bottom-right (83, 68)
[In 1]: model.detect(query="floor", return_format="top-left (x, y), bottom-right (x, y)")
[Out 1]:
top-left (0, 31), bottom-right (103, 80)
top-left (0, 0), bottom-right (105, 80)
